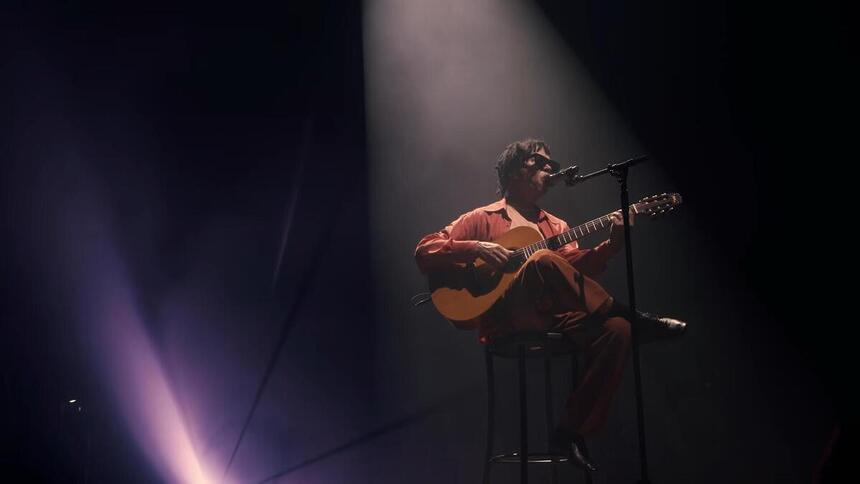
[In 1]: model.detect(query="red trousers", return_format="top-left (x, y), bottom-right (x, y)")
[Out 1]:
top-left (481, 250), bottom-right (631, 436)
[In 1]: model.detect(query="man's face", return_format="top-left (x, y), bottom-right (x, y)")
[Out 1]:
top-left (514, 147), bottom-right (557, 198)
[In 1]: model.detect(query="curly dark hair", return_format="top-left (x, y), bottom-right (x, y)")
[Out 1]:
top-left (495, 138), bottom-right (551, 196)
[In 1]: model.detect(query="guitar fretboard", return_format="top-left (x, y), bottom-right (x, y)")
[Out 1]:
top-left (503, 193), bottom-right (680, 266)
top-left (512, 206), bottom-right (640, 262)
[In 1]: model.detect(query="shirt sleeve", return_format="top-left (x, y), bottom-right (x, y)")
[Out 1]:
top-left (555, 220), bottom-right (620, 279)
top-left (414, 210), bottom-right (484, 274)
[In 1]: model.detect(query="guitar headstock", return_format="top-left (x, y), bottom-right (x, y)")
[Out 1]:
top-left (635, 192), bottom-right (682, 219)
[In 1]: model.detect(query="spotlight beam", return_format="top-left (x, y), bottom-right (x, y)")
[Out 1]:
top-left (221, 181), bottom-right (355, 483)
top-left (272, 118), bottom-right (313, 290)
top-left (222, 229), bottom-right (330, 482)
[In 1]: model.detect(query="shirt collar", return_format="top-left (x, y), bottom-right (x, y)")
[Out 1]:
top-left (482, 198), bottom-right (548, 222)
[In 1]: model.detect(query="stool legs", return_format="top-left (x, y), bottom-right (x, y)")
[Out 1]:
top-left (483, 339), bottom-right (592, 484)
top-left (545, 355), bottom-right (559, 484)
top-left (518, 344), bottom-right (528, 484)
top-left (571, 354), bottom-right (594, 484)
top-left (483, 347), bottom-right (495, 484)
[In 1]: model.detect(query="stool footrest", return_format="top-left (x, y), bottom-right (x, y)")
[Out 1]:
top-left (489, 452), bottom-right (569, 464)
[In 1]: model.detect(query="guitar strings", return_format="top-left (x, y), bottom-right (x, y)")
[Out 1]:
top-left (509, 197), bottom-right (674, 261)
top-left (512, 214), bottom-right (612, 260)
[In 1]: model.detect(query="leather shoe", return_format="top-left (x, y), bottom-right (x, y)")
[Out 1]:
top-left (550, 429), bottom-right (598, 472)
top-left (636, 311), bottom-right (686, 343)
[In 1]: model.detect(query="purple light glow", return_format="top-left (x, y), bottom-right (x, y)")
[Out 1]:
top-left (55, 183), bottom-right (225, 484)
top-left (38, 155), bottom-right (323, 483)
top-left (97, 293), bottom-right (216, 484)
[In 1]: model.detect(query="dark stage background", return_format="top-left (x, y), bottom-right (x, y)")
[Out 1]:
top-left (1, 1), bottom-right (851, 483)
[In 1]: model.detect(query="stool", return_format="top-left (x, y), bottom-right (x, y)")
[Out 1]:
top-left (482, 331), bottom-right (593, 484)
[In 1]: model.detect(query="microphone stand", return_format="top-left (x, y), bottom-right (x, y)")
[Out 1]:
top-left (557, 155), bottom-right (653, 484)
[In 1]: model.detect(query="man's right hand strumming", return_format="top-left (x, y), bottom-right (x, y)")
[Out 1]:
top-left (475, 241), bottom-right (513, 269)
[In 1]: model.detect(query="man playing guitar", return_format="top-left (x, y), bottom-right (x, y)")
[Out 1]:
top-left (414, 138), bottom-right (686, 471)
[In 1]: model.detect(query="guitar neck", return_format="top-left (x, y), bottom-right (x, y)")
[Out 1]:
top-left (557, 208), bottom-right (634, 246)
top-left (518, 204), bottom-right (640, 257)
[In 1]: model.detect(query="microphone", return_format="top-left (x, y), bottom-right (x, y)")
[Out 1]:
top-left (547, 165), bottom-right (580, 186)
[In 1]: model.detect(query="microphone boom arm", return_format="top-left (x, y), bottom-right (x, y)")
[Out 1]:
top-left (548, 165), bottom-right (581, 186)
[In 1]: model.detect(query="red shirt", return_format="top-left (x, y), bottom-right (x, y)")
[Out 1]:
top-left (415, 198), bottom-right (619, 279)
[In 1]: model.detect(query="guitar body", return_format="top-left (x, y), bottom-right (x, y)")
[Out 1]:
top-left (429, 226), bottom-right (544, 329)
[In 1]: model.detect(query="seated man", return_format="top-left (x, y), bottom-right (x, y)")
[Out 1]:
top-left (414, 138), bottom-right (686, 471)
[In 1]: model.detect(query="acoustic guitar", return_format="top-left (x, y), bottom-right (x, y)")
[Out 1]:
top-left (428, 193), bottom-right (682, 328)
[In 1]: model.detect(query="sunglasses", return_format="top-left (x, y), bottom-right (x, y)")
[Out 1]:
top-left (528, 153), bottom-right (561, 173)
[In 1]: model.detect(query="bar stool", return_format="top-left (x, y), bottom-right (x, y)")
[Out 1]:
top-left (482, 331), bottom-right (593, 484)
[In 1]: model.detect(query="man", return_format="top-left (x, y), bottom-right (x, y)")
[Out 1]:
top-left (414, 138), bottom-right (686, 471)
